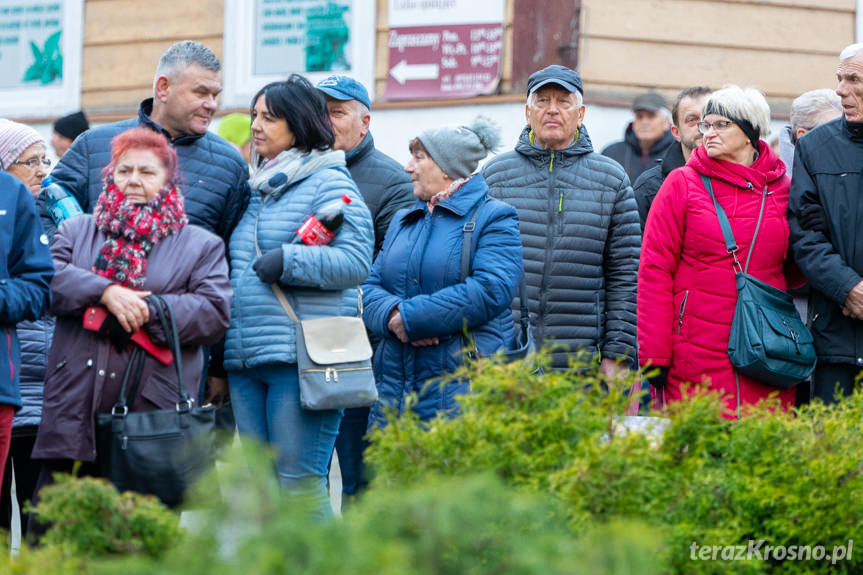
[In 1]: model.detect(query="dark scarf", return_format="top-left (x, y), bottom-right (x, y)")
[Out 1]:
top-left (92, 175), bottom-right (187, 288)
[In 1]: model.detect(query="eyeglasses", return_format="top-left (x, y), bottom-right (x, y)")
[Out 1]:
top-left (12, 158), bottom-right (51, 169)
top-left (697, 120), bottom-right (735, 135)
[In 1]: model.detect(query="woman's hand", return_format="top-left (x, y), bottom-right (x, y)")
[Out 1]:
top-left (387, 307), bottom-right (410, 343)
top-left (100, 284), bottom-right (151, 333)
top-left (410, 337), bottom-right (439, 347)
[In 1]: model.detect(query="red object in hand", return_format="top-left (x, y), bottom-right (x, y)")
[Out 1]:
top-left (83, 306), bottom-right (173, 365)
top-left (292, 194), bottom-right (352, 246)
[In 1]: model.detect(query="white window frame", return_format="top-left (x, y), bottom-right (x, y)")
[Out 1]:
top-left (0, 0), bottom-right (83, 118)
top-left (222, 0), bottom-right (376, 109)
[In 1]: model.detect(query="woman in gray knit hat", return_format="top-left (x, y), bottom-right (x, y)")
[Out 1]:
top-left (363, 116), bottom-right (525, 428)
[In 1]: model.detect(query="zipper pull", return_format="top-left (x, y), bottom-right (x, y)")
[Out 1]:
top-left (332, 369), bottom-right (339, 383)
top-left (325, 368), bottom-right (331, 383)
top-left (121, 436), bottom-right (128, 450)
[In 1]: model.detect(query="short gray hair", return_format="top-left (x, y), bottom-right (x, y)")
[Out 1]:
top-left (526, 88), bottom-right (583, 107)
top-left (840, 43), bottom-right (863, 62)
top-left (355, 100), bottom-right (370, 119)
top-left (703, 84), bottom-right (772, 139)
top-left (154, 41), bottom-right (221, 88)
top-left (790, 89), bottom-right (842, 142)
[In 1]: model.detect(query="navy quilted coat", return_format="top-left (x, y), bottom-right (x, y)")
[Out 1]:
top-left (482, 126), bottom-right (640, 369)
top-left (363, 174), bottom-right (523, 426)
top-left (0, 174), bottom-right (53, 411)
top-left (44, 99), bottom-right (250, 245)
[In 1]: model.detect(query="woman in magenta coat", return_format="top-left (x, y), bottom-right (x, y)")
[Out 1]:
top-left (638, 85), bottom-right (801, 419)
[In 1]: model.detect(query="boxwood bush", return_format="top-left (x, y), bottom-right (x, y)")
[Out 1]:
top-left (365, 351), bottom-right (863, 574)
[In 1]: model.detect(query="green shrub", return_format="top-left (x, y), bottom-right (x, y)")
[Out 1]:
top-left (366, 350), bottom-right (863, 574)
top-left (84, 443), bottom-right (662, 575)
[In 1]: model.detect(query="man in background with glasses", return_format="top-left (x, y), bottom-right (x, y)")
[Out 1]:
top-left (633, 86), bottom-right (711, 231)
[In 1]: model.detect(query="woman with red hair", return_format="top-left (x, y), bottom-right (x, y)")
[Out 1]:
top-left (30, 127), bottom-right (231, 513)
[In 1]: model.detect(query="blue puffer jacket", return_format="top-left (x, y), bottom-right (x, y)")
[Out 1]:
top-left (224, 155), bottom-right (374, 370)
top-left (0, 174), bottom-right (53, 410)
top-left (44, 99), bottom-right (250, 246)
top-left (363, 174), bottom-right (523, 427)
top-left (14, 316), bottom-right (53, 428)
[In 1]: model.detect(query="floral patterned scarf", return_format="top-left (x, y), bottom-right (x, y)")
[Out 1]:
top-left (92, 175), bottom-right (187, 288)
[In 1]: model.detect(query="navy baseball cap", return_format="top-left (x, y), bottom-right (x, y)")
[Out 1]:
top-left (316, 75), bottom-right (371, 109)
top-left (527, 65), bottom-right (584, 96)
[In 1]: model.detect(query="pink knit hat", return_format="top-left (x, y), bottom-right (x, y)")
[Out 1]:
top-left (0, 119), bottom-right (44, 171)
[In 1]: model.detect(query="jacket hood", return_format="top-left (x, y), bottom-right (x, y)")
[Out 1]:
top-left (513, 124), bottom-right (594, 161)
top-left (688, 140), bottom-right (787, 189)
top-left (138, 99), bottom-right (205, 146)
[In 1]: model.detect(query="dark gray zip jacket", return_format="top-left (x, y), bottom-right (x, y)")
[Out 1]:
top-left (482, 125), bottom-right (640, 369)
top-left (345, 133), bottom-right (415, 259)
top-left (789, 117), bottom-right (863, 366)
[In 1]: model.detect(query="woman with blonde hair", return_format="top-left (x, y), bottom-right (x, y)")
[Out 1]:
top-left (638, 85), bottom-right (802, 418)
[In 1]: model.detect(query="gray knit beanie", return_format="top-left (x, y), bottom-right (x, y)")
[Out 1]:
top-left (417, 116), bottom-right (501, 180)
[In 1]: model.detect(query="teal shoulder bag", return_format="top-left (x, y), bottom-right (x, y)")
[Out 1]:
top-left (701, 174), bottom-right (816, 389)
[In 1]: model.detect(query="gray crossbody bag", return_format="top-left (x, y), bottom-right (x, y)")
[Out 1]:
top-left (254, 215), bottom-right (377, 410)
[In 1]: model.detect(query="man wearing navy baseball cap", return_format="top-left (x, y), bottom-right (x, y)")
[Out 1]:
top-left (482, 64), bottom-right (640, 381)
top-left (315, 75), bottom-right (413, 503)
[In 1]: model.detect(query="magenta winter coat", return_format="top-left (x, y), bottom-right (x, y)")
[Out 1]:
top-left (32, 216), bottom-right (232, 462)
top-left (638, 142), bottom-right (798, 418)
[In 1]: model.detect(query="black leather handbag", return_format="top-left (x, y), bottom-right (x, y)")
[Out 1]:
top-left (96, 295), bottom-right (215, 508)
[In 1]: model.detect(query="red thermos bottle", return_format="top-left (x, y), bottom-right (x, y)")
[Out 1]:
top-left (292, 194), bottom-right (352, 246)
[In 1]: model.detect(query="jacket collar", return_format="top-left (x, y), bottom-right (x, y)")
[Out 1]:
top-left (401, 173), bottom-right (488, 222)
top-left (345, 133), bottom-right (374, 167)
top-left (659, 142), bottom-right (686, 178)
top-left (841, 116), bottom-right (863, 143)
top-left (137, 98), bottom-right (205, 146)
top-left (513, 124), bottom-right (594, 163)
top-left (689, 140), bottom-right (786, 189)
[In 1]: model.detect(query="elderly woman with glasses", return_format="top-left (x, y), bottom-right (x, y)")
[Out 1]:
top-left (0, 119), bottom-right (51, 196)
top-left (638, 85), bottom-right (801, 419)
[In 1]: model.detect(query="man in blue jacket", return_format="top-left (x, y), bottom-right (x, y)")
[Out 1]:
top-left (0, 171), bottom-right (53, 487)
top-left (789, 42), bottom-right (863, 403)
top-left (316, 75), bottom-right (414, 503)
top-left (42, 41), bottom-right (249, 416)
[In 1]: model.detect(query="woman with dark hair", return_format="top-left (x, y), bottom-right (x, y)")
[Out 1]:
top-left (363, 116), bottom-right (523, 428)
top-left (639, 85), bottom-right (802, 418)
top-left (30, 127), bottom-right (231, 502)
top-left (224, 74), bottom-right (373, 519)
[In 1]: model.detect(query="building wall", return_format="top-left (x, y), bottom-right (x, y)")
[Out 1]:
top-left (19, 0), bottom-right (859, 160)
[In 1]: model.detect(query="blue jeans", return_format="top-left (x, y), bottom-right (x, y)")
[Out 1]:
top-left (334, 406), bottom-right (370, 499)
top-left (229, 363), bottom-right (342, 520)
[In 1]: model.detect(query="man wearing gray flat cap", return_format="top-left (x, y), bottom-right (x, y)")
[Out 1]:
top-left (602, 91), bottom-right (675, 182)
top-left (482, 64), bottom-right (640, 378)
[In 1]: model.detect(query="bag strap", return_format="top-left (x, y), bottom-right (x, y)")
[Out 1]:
top-left (699, 174), bottom-right (768, 275)
top-left (110, 294), bottom-right (190, 414)
top-left (253, 211), bottom-right (363, 324)
top-left (460, 197), bottom-right (530, 339)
